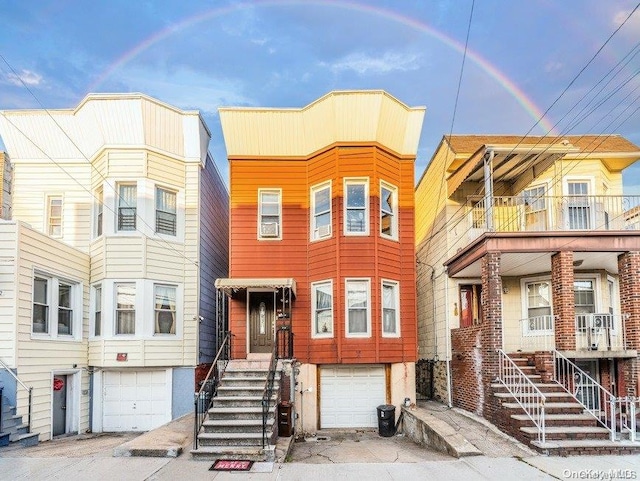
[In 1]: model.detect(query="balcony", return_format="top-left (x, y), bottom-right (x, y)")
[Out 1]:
top-left (517, 314), bottom-right (629, 354)
top-left (468, 195), bottom-right (640, 242)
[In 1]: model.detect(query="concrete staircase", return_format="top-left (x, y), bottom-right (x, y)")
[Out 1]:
top-left (493, 354), bottom-right (640, 455)
top-left (191, 359), bottom-right (280, 461)
top-left (0, 391), bottom-right (39, 448)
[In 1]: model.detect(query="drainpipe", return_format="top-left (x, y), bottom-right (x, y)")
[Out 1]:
top-left (444, 267), bottom-right (452, 408)
top-left (484, 149), bottom-right (495, 231)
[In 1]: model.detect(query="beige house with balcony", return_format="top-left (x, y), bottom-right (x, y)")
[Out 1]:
top-left (0, 94), bottom-right (228, 443)
top-left (416, 134), bottom-right (640, 454)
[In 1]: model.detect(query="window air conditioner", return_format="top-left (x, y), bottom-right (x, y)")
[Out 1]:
top-left (261, 222), bottom-right (279, 237)
top-left (316, 224), bottom-right (331, 238)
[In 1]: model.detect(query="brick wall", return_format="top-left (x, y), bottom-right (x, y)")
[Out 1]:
top-left (451, 324), bottom-right (484, 415)
top-left (618, 251), bottom-right (640, 397)
top-left (552, 251), bottom-right (576, 350)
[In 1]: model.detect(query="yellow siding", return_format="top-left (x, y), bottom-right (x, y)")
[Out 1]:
top-left (0, 223), bottom-right (17, 365)
top-left (104, 237), bottom-right (144, 278)
top-left (142, 98), bottom-right (185, 156)
top-left (107, 150), bottom-right (145, 177)
top-left (147, 152), bottom-right (185, 187)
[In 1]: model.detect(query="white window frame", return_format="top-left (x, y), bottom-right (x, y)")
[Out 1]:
top-left (155, 186), bottom-right (177, 237)
top-left (344, 178), bottom-right (369, 236)
top-left (258, 188), bottom-right (282, 240)
top-left (154, 284), bottom-right (177, 335)
top-left (92, 284), bottom-right (102, 337)
top-left (94, 186), bottom-right (103, 238)
top-left (345, 278), bottom-right (371, 338)
top-left (311, 280), bottom-right (333, 338)
top-left (31, 270), bottom-right (82, 340)
top-left (380, 181), bottom-right (398, 241)
top-left (115, 283), bottom-right (136, 335)
top-left (381, 279), bottom-right (400, 337)
top-left (46, 195), bottom-right (63, 238)
top-left (116, 183), bottom-right (137, 232)
top-left (520, 276), bottom-right (554, 334)
top-left (310, 181), bottom-right (332, 241)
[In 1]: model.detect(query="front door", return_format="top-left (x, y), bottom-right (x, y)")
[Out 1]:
top-left (249, 292), bottom-right (275, 353)
top-left (52, 375), bottom-right (67, 436)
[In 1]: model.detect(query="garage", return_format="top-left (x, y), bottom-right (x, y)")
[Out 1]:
top-left (102, 370), bottom-right (171, 432)
top-left (320, 365), bottom-right (386, 428)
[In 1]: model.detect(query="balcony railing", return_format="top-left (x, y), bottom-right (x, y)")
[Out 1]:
top-left (517, 314), bottom-right (628, 353)
top-left (469, 195), bottom-right (640, 240)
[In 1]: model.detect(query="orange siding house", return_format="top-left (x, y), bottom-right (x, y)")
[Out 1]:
top-left (217, 91), bottom-right (425, 432)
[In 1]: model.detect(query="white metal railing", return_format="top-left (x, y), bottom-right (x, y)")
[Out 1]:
top-left (0, 357), bottom-right (33, 433)
top-left (498, 349), bottom-right (546, 443)
top-left (575, 313), bottom-right (627, 351)
top-left (469, 195), bottom-right (640, 240)
top-left (614, 397), bottom-right (639, 442)
top-left (553, 350), bottom-right (615, 440)
top-left (519, 315), bottom-right (556, 352)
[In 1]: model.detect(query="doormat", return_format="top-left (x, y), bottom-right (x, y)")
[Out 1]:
top-left (209, 460), bottom-right (254, 471)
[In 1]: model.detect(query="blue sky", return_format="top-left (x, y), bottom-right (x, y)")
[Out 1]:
top-left (1, 0), bottom-right (639, 192)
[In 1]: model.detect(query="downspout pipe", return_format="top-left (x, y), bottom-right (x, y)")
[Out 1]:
top-left (484, 149), bottom-right (495, 231)
top-left (444, 266), bottom-right (452, 408)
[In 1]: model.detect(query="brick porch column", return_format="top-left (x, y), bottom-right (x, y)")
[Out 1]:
top-left (618, 251), bottom-right (640, 397)
top-left (481, 252), bottom-right (503, 381)
top-left (552, 251), bottom-right (575, 351)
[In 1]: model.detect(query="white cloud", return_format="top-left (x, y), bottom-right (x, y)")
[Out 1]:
top-left (612, 8), bottom-right (640, 34)
top-left (321, 51), bottom-right (421, 75)
top-left (5, 69), bottom-right (43, 87)
top-left (544, 61), bottom-right (563, 73)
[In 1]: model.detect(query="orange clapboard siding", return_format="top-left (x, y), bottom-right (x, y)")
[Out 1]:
top-left (229, 145), bottom-right (417, 363)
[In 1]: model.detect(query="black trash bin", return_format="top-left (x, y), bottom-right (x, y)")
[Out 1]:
top-left (376, 404), bottom-right (396, 437)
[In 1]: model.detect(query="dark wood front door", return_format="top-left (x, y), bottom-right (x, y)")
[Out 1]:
top-left (249, 292), bottom-right (275, 353)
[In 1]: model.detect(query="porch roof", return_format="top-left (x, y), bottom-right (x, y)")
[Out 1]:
top-left (214, 277), bottom-right (297, 298)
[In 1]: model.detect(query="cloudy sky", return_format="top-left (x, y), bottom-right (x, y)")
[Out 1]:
top-left (1, 0), bottom-right (639, 192)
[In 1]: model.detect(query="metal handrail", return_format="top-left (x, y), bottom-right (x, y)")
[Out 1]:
top-left (193, 332), bottom-right (231, 449)
top-left (519, 315), bottom-right (556, 352)
top-left (0, 357), bottom-right (32, 433)
top-left (497, 350), bottom-right (546, 443)
top-left (614, 397), bottom-right (638, 442)
top-left (552, 350), bottom-right (615, 440)
top-left (261, 342), bottom-right (279, 448)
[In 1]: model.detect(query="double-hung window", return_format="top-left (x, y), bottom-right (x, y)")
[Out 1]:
top-left (382, 280), bottom-right (400, 336)
top-left (32, 274), bottom-right (80, 338)
top-left (95, 187), bottom-right (103, 237)
top-left (311, 182), bottom-right (331, 240)
top-left (258, 189), bottom-right (281, 239)
top-left (154, 284), bottom-right (177, 334)
top-left (93, 286), bottom-right (102, 337)
top-left (567, 181), bottom-right (591, 230)
top-left (525, 281), bottom-right (553, 331)
top-left (47, 196), bottom-right (62, 237)
top-left (344, 179), bottom-right (369, 235)
top-left (345, 279), bottom-right (370, 337)
top-left (115, 283), bottom-right (136, 335)
top-left (117, 184), bottom-right (137, 231)
top-left (380, 182), bottom-right (398, 240)
top-left (312, 281), bottom-right (333, 337)
top-left (156, 187), bottom-right (177, 236)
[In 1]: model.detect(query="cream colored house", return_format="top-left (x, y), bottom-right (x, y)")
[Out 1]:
top-left (415, 134), bottom-right (640, 453)
top-left (0, 94), bottom-right (228, 441)
top-left (0, 152), bottom-right (10, 219)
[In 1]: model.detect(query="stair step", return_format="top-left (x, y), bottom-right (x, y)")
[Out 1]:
top-left (502, 402), bottom-right (585, 414)
top-left (202, 419), bottom-right (273, 433)
top-left (198, 432), bottom-right (267, 447)
top-left (492, 383), bottom-right (566, 391)
top-left (190, 445), bottom-right (273, 462)
top-left (531, 439), bottom-right (640, 453)
top-left (494, 392), bottom-right (574, 400)
top-left (207, 406), bottom-right (276, 420)
top-left (524, 427), bottom-right (612, 441)
top-left (511, 413), bottom-right (597, 426)
top-left (13, 432), bottom-right (39, 448)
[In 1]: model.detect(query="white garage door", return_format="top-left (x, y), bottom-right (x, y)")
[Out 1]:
top-left (320, 365), bottom-right (385, 428)
top-left (103, 370), bottom-right (171, 432)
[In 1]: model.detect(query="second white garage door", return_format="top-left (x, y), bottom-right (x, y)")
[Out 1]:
top-left (320, 365), bottom-right (386, 428)
top-left (102, 370), bottom-right (171, 432)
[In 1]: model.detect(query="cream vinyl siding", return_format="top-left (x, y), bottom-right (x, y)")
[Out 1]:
top-left (5, 221), bottom-right (90, 441)
top-left (220, 90), bottom-right (425, 158)
top-left (0, 223), bottom-right (18, 365)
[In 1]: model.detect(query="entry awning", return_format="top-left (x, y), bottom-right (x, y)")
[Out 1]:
top-left (214, 278), bottom-right (297, 298)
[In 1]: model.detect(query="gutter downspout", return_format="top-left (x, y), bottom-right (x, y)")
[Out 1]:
top-left (484, 149), bottom-right (495, 231)
top-left (444, 266), bottom-right (452, 408)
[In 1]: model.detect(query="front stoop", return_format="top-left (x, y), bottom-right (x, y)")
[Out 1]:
top-left (1, 395), bottom-right (39, 449)
top-left (493, 353), bottom-right (640, 455)
top-left (191, 360), bottom-right (280, 462)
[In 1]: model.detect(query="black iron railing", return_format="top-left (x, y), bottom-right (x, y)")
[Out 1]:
top-left (276, 325), bottom-right (294, 359)
top-left (261, 342), bottom-right (279, 447)
top-left (193, 331), bottom-right (231, 449)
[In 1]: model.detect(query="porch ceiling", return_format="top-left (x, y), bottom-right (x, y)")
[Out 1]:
top-left (445, 232), bottom-right (640, 277)
top-left (215, 277), bottom-right (297, 298)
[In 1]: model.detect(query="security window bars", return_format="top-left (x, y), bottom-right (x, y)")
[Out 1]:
top-left (117, 184), bottom-right (137, 231)
top-left (312, 281), bottom-right (333, 336)
top-left (567, 181), bottom-right (590, 230)
top-left (156, 187), bottom-right (177, 236)
top-left (154, 285), bottom-right (176, 334)
top-left (115, 283), bottom-right (136, 334)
